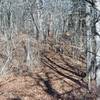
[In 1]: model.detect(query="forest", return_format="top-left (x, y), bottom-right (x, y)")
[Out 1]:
top-left (0, 0), bottom-right (100, 100)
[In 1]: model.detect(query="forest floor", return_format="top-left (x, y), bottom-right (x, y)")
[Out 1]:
top-left (0, 49), bottom-right (96, 100)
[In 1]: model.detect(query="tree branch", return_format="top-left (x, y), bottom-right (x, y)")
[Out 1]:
top-left (85, 0), bottom-right (95, 6)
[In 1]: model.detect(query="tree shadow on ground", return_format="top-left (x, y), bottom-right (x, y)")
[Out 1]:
top-left (27, 64), bottom-right (95, 99)
top-left (36, 74), bottom-right (62, 99)
top-left (33, 72), bottom-right (91, 100)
